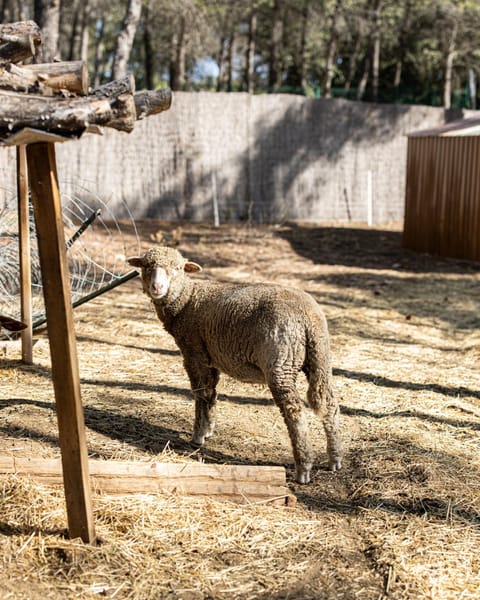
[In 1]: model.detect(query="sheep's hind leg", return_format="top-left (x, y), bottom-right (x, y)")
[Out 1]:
top-left (268, 378), bottom-right (314, 484)
top-left (189, 368), bottom-right (219, 446)
top-left (315, 384), bottom-right (342, 472)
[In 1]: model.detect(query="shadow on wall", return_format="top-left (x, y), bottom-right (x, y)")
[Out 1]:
top-left (134, 95), bottom-right (443, 224)
top-left (129, 95), bottom-right (474, 224)
top-left (242, 98), bottom-right (417, 222)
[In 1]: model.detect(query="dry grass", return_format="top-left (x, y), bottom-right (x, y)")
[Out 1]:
top-left (1, 220), bottom-right (479, 599)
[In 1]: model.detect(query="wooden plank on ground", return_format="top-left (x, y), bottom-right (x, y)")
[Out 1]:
top-left (26, 142), bottom-right (95, 543)
top-left (0, 457), bottom-right (296, 506)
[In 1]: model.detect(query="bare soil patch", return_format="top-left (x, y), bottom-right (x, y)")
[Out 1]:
top-left (1, 220), bottom-right (479, 599)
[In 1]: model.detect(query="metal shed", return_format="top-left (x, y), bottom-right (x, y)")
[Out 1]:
top-left (403, 118), bottom-right (480, 262)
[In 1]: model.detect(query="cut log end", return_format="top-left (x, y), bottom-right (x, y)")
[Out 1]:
top-left (0, 21), bottom-right (41, 64)
top-left (134, 88), bottom-right (173, 120)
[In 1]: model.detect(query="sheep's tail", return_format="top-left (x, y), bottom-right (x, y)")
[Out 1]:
top-left (304, 323), bottom-right (333, 415)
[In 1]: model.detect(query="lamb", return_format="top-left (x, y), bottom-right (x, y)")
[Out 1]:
top-left (128, 246), bottom-right (343, 484)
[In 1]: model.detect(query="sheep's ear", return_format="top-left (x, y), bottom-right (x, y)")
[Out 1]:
top-left (184, 261), bottom-right (202, 273)
top-left (127, 257), bottom-right (144, 268)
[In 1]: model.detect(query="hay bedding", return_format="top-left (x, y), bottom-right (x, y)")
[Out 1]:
top-left (1, 221), bottom-right (479, 599)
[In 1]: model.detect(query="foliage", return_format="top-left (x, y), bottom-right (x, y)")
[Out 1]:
top-left (2, 0), bottom-right (480, 106)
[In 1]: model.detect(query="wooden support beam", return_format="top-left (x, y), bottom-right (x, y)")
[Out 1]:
top-left (16, 145), bottom-right (32, 364)
top-left (0, 457), bottom-right (296, 505)
top-left (26, 142), bottom-right (95, 543)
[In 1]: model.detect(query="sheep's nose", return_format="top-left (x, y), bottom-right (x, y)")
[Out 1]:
top-left (149, 267), bottom-right (169, 298)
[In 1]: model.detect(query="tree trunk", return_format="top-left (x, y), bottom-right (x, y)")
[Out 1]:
top-left (67, 0), bottom-right (81, 61)
top-left (323, 0), bottom-right (342, 99)
top-left (371, 0), bottom-right (382, 102)
top-left (1, 0), bottom-right (9, 22)
top-left (393, 0), bottom-right (413, 90)
top-left (216, 34), bottom-right (227, 91)
top-left (268, 0), bottom-right (283, 91)
top-left (93, 14), bottom-right (106, 88)
top-left (112, 0), bottom-right (142, 80)
top-left (443, 20), bottom-right (457, 109)
top-left (143, 1), bottom-right (154, 90)
top-left (344, 33), bottom-right (361, 92)
top-left (357, 56), bottom-right (370, 100)
top-left (1, 0), bottom-right (24, 27)
top-left (244, 8), bottom-right (257, 93)
top-left (34, 0), bottom-right (61, 62)
top-left (79, 0), bottom-right (91, 63)
top-left (169, 17), bottom-right (186, 91)
top-left (298, 1), bottom-right (309, 92)
top-left (226, 30), bottom-right (235, 92)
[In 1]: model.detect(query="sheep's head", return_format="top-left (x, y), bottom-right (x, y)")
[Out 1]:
top-left (128, 246), bottom-right (201, 301)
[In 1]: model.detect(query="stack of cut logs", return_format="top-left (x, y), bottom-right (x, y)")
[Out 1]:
top-left (0, 20), bottom-right (172, 142)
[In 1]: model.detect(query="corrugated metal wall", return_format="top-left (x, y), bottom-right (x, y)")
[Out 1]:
top-left (403, 136), bottom-right (480, 261)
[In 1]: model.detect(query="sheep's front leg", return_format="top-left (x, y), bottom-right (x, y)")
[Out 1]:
top-left (268, 378), bottom-right (313, 484)
top-left (185, 363), bottom-right (219, 446)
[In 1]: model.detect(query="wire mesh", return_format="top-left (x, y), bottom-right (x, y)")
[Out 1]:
top-left (0, 184), bottom-right (140, 339)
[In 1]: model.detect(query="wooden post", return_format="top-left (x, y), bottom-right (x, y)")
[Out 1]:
top-left (26, 142), bottom-right (95, 543)
top-left (16, 145), bottom-right (32, 364)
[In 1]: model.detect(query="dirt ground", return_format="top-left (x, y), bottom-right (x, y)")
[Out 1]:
top-left (1, 220), bottom-right (479, 599)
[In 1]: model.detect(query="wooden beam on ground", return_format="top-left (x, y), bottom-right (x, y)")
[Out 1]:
top-left (26, 142), bottom-right (95, 543)
top-left (16, 145), bottom-right (32, 364)
top-left (0, 457), bottom-right (296, 506)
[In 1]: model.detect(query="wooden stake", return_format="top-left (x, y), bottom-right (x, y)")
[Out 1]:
top-left (26, 142), bottom-right (95, 543)
top-left (16, 145), bottom-right (32, 364)
top-left (0, 457), bottom-right (296, 506)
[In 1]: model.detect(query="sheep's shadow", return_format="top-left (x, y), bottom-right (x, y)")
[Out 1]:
top-left (76, 334), bottom-right (181, 357)
top-left (0, 521), bottom-right (67, 538)
top-left (334, 367), bottom-right (480, 403)
top-left (0, 397), bottom-right (283, 468)
top-left (1, 398), bottom-right (479, 528)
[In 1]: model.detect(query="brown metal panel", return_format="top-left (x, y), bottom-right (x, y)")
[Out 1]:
top-left (443, 138), bottom-right (458, 257)
top-left (468, 138), bottom-right (480, 260)
top-left (403, 137), bottom-right (417, 249)
top-left (419, 137), bottom-right (434, 253)
top-left (428, 136), bottom-right (444, 255)
top-left (457, 137), bottom-right (474, 260)
top-left (403, 133), bottom-right (480, 262)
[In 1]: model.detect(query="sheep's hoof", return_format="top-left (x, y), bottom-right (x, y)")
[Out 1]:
top-left (190, 436), bottom-right (205, 447)
top-left (328, 457), bottom-right (342, 472)
top-left (295, 466), bottom-right (312, 485)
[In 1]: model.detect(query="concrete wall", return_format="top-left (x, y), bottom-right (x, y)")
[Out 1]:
top-left (0, 93), bottom-right (476, 224)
